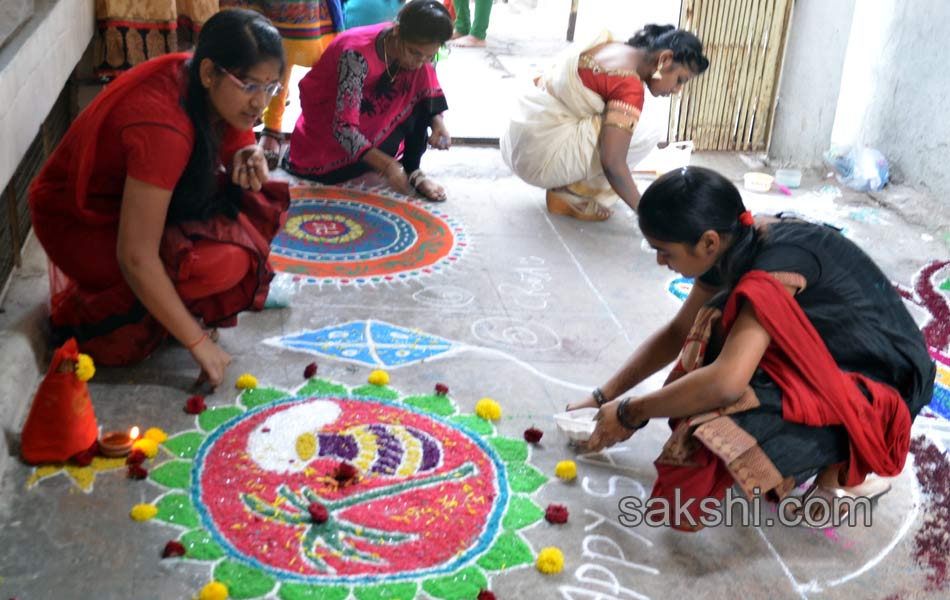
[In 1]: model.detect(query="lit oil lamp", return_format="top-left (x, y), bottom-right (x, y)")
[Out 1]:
top-left (99, 426), bottom-right (140, 457)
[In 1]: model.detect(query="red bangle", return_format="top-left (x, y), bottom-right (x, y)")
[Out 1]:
top-left (185, 332), bottom-right (208, 351)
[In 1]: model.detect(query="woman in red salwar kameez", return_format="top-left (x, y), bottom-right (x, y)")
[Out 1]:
top-left (29, 9), bottom-right (290, 387)
top-left (575, 167), bottom-right (934, 530)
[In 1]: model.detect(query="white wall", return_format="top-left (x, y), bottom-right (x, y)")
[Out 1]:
top-left (769, 0), bottom-right (856, 166)
top-left (0, 0), bottom-right (95, 192)
top-left (832, 0), bottom-right (950, 193)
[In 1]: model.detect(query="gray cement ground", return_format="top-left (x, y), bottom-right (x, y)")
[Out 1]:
top-left (2, 2), bottom-right (950, 599)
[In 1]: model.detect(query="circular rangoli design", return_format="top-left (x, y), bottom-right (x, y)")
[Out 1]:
top-left (270, 186), bottom-right (467, 285)
top-left (133, 377), bottom-right (550, 599)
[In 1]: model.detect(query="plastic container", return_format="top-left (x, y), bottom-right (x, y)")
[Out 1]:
top-left (553, 408), bottom-right (599, 443)
top-left (774, 169), bottom-right (802, 188)
top-left (743, 172), bottom-right (774, 193)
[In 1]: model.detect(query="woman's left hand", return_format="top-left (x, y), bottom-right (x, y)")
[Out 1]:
top-left (586, 398), bottom-right (638, 452)
top-left (428, 121), bottom-right (452, 150)
top-left (232, 145), bottom-right (269, 191)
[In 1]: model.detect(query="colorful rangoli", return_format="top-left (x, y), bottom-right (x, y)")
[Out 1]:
top-left (131, 376), bottom-right (551, 599)
top-left (270, 186), bottom-right (467, 285)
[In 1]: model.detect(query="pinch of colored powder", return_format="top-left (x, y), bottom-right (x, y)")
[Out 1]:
top-left (555, 460), bottom-right (577, 481)
top-left (536, 546), bottom-right (565, 574)
top-left (235, 374), bottom-right (258, 389)
top-left (368, 369), bottom-right (390, 386)
top-left (143, 427), bottom-right (168, 443)
top-left (198, 581), bottom-right (229, 600)
top-left (475, 398), bottom-right (502, 421)
top-left (132, 438), bottom-right (159, 459)
top-left (130, 504), bottom-right (158, 521)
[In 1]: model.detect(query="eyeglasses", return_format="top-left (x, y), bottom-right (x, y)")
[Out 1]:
top-left (215, 65), bottom-right (283, 98)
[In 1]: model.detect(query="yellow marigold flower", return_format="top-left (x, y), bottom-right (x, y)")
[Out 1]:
top-left (236, 373), bottom-right (258, 389)
top-left (536, 546), bottom-right (564, 574)
top-left (198, 581), bottom-right (229, 600)
top-left (475, 398), bottom-right (502, 421)
top-left (75, 353), bottom-right (95, 382)
top-left (555, 460), bottom-right (577, 481)
top-left (132, 438), bottom-right (159, 459)
top-left (130, 504), bottom-right (158, 521)
top-left (143, 427), bottom-right (168, 443)
top-left (367, 369), bottom-right (390, 386)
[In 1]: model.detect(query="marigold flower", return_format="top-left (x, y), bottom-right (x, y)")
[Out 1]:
top-left (75, 353), bottom-right (95, 382)
top-left (236, 373), bottom-right (258, 389)
top-left (475, 398), bottom-right (501, 421)
top-left (536, 546), bottom-right (565, 574)
top-left (555, 460), bottom-right (577, 481)
top-left (367, 369), bottom-right (390, 386)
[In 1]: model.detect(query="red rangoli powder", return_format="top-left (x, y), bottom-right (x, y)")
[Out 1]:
top-left (910, 435), bottom-right (950, 590)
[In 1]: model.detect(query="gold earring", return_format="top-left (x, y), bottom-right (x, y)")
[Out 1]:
top-left (652, 63), bottom-right (664, 80)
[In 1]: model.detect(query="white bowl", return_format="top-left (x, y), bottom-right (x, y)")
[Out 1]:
top-left (743, 172), bottom-right (774, 193)
top-left (553, 408), bottom-right (599, 443)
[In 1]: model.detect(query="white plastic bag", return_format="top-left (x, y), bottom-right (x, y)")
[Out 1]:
top-left (822, 145), bottom-right (889, 192)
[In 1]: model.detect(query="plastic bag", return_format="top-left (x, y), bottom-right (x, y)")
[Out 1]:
top-left (264, 273), bottom-right (303, 308)
top-left (822, 145), bottom-right (889, 192)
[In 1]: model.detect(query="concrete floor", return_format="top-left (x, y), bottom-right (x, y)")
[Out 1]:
top-left (2, 1), bottom-right (950, 599)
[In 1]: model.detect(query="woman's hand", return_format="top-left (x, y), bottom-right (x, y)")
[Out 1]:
top-left (232, 145), bottom-right (270, 191)
top-left (383, 161), bottom-right (413, 195)
top-left (428, 119), bottom-right (452, 150)
top-left (586, 398), bottom-right (638, 452)
top-left (565, 393), bottom-right (598, 412)
top-left (190, 336), bottom-right (232, 390)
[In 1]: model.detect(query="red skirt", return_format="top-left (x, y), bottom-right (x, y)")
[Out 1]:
top-left (35, 182), bottom-right (290, 365)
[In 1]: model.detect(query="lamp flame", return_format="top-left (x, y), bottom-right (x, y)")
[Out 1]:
top-left (129, 426), bottom-right (140, 440)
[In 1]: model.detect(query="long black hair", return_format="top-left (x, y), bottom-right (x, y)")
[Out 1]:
top-left (638, 167), bottom-right (759, 285)
top-left (627, 24), bottom-right (709, 74)
top-left (395, 0), bottom-right (453, 45)
top-left (169, 9), bottom-right (284, 223)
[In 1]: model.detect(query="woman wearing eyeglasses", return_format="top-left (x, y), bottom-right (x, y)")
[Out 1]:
top-left (28, 10), bottom-right (289, 387)
top-left (285, 0), bottom-right (453, 202)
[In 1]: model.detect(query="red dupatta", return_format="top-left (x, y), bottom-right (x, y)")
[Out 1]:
top-left (720, 270), bottom-right (911, 485)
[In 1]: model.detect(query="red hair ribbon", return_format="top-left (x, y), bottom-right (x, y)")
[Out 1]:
top-left (738, 211), bottom-right (754, 226)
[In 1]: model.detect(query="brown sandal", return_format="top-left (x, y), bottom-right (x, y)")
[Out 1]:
top-left (545, 189), bottom-right (611, 221)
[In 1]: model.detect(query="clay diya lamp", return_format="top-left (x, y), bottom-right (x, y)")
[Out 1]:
top-left (99, 426), bottom-right (140, 457)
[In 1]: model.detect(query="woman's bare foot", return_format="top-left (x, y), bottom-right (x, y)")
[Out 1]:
top-left (409, 170), bottom-right (446, 202)
top-left (448, 35), bottom-right (486, 48)
top-left (451, 30), bottom-right (466, 40)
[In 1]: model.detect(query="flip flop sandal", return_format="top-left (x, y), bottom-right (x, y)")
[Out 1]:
top-left (408, 169), bottom-right (447, 202)
top-left (545, 189), bottom-right (611, 221)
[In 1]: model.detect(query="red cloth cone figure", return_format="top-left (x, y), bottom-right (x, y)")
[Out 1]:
top-left (20, 338), bottom-right (99, 464)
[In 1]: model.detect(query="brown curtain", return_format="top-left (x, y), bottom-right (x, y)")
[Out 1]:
top-left (92, 0), bottom-right (219, 78)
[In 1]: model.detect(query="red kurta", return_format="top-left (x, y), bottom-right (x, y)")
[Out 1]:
top-left (30, 53), bottom-right (290, 365)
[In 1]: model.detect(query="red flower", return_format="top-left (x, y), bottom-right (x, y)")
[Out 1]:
top-left (434, 383), bottom-right (449, 396)
top-left (308, 502), bottom-right (329, 524)
top-left (545, 504), bottom-right (569, 524)
top-left (477, 591), bottom-right (496, 600)
top-left (126, 449), bottom-right (147, 465)
top-left (161, 540), bottom-right (187, 558)
top-left (523, 427), bottom-right (544, 443)
top-left (71, 440), bottom-right (100, 466)
top-left (304, 362), bottom-right (318, 379)
top-left (184, 395), bottom-right (206, 414)
top-left (332, 462), bottom-right (360, 486)
top-left (128, 464), bottom-right (149, 480)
